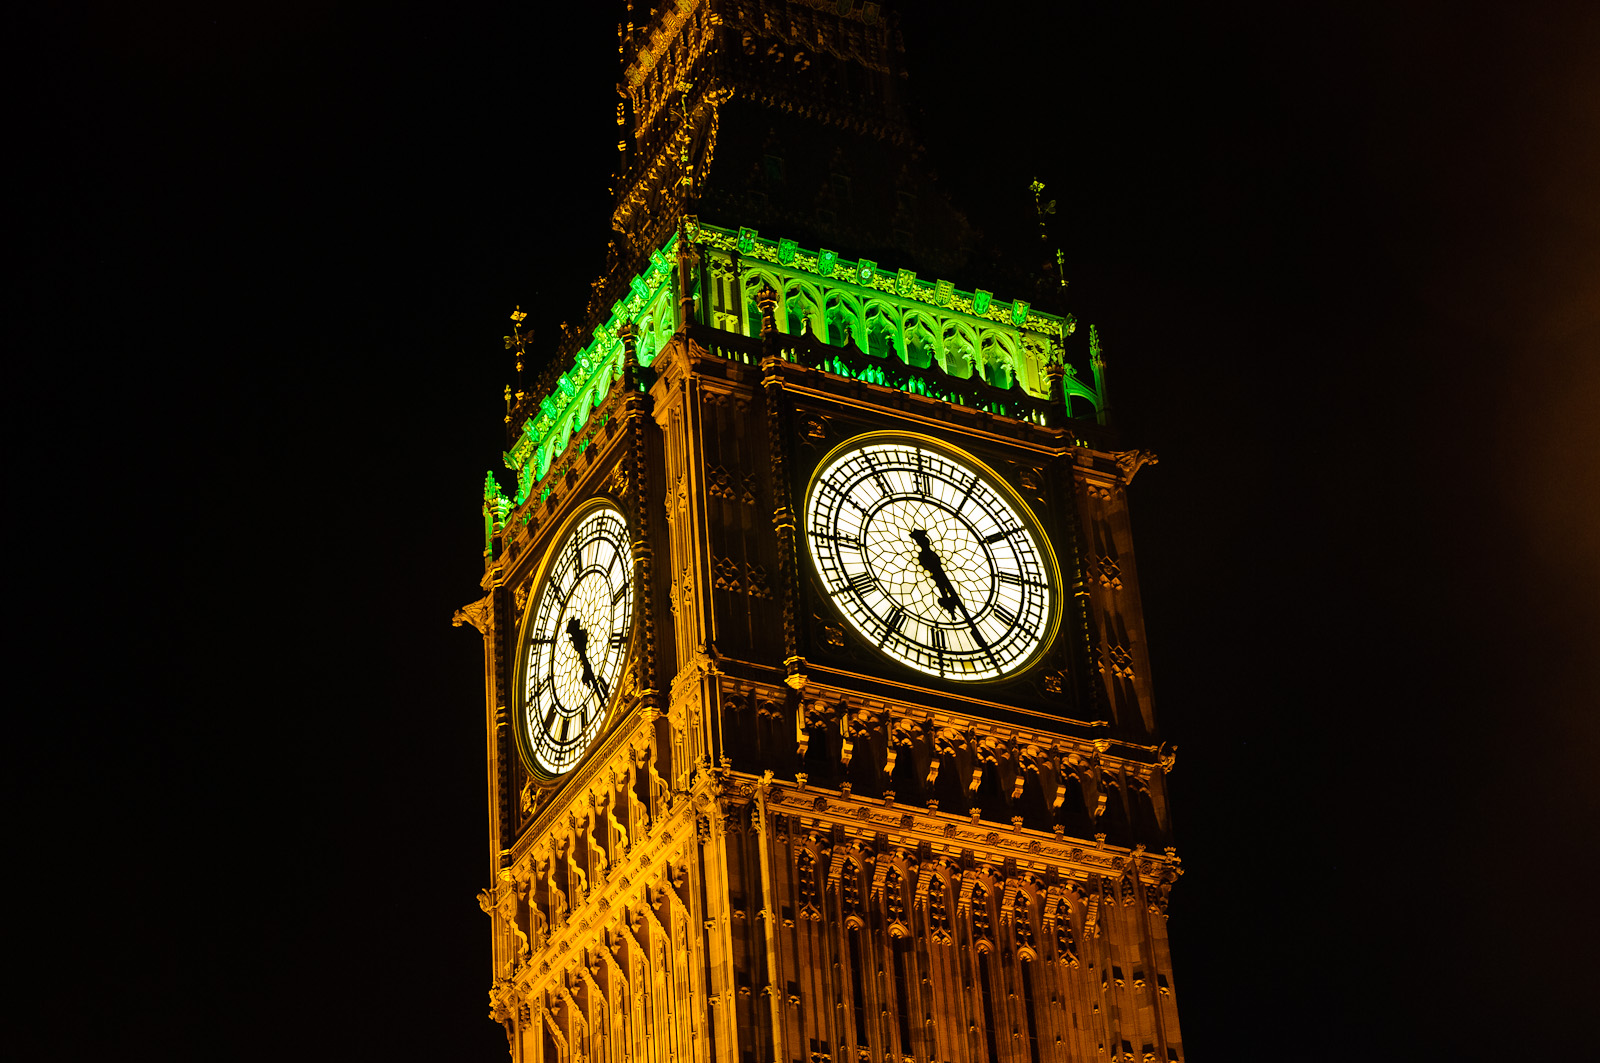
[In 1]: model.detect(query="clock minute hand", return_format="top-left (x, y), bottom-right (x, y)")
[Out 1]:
top-left (565, 616), bottom-right (609, 701)
top-left (910, 530), bottom-right (1000, 669)
top-left (909, 529), bottom-right (961, 616)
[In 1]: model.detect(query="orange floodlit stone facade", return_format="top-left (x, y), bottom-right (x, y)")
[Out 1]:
top-left (457, 3), bottom-right (1185, 1061)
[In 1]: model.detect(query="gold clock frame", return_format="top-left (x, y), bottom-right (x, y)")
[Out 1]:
top-left (510, 497), bottom-right (639, 781)
top-left (801, 431), bottom-right (1065, 686)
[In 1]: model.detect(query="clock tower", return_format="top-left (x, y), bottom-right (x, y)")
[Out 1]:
top-left (456, 3), bottom-right (1186, 1063)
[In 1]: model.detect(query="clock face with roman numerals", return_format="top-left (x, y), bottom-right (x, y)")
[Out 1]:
top-left (517, 502), bottom-right (634, 777)
top-left (805, 439), bottom-right (1057, 681)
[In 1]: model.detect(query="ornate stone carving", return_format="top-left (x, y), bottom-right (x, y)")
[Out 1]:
top-left (452, 594), bottom-right (491, 634)
top-left (1107, 644), bottom-right (1135, 680)
top-left (706, 464), bottom-right (737, 500)
top-left (608, 461), bottom-right (631, 502)
top-left (1110, 449), bottom-right (1159, 484)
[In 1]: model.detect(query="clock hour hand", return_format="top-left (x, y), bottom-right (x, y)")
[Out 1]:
top-left (909, 529), bottom-right (961, 616)
top-left (565, 616), bottom-right (609, 701)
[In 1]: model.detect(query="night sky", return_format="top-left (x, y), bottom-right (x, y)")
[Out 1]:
top-left (23, 1), bottom-right (1597, 1059)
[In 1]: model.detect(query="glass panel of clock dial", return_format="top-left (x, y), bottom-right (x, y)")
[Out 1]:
top-left (523, 505), bottom-right (633, 774)
top-left (806, 443), bottom-right (1050, 680)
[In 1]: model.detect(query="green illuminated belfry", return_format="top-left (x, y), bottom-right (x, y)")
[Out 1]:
top-left (467, 5), bottom-right (1185, 1063)
top-left (493, 0), bottom-right (1110, 525)
top-left (488, 222), bottom-right (1106, 522)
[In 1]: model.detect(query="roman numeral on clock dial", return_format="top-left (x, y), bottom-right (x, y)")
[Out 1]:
top-left (881, 607), bottom-right (907, 644)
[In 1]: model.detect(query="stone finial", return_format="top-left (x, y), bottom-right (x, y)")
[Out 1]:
top-left (755, 284), bottom-right (778, 336)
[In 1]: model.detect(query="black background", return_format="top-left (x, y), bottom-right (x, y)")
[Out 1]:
top-left (21, 1), bottom-right (1598, 1059)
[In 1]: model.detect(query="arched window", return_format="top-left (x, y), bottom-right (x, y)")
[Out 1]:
top-left (1055, 908), bottom-right (1078, 967)
top-left (841, 860), bottom-right (862, 917)
top-left (940, 325), bottom-right (974, 379)
top-left (796, 851), bottom-right (819, 918)
top-left (904, 316), bottom-right (936, 369)
top-left (742, 271), bottom-right (782, 338)
top-left (783, 283), bottom-right (817, 337)
top-left (865, 307), bottom-right (900, 360)
top-left (826, 304), bottom-right (856, 349)
top-left (980, 334), bottom-right (1017, 389)
top-left (971, 881), bottom-right (991, 940)
top-left (885, 867), bottom-right (906, 925)
top-left (927, 875), bottom-right (952, 944)
top-left (1013, 890), bottom-right (1034, 949)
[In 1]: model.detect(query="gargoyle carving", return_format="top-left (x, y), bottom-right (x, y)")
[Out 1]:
top-left (1111, 449), bottom-right (1159, 485)
top-left (452, 595), bottom-right (491, 634)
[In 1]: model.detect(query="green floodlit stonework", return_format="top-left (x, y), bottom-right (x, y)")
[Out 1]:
top-left (484, 220), bottom-right (1106, 528)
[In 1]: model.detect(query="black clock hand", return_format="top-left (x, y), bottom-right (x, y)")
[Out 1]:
top-left (909, 529), bottom-right (961, 616)
top-left (565, 616), bottom-right (610, 701)
top-left (909, 530), bottom-right (1001, 670)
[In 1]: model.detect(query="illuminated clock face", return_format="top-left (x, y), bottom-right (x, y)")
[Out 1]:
top-left (519, 503), bottom-right (634, 777)
top-left (805, 440), bottom-right (1056, 681)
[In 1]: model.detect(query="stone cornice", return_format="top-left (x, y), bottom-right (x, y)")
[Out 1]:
top-left (700, 661), bottom-right (1166, 776)
top-left (761, 776), bottom-right (1180, 886)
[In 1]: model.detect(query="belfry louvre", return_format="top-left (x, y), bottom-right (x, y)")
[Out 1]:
top-left (456, 3), bottom-right (1185, 1062)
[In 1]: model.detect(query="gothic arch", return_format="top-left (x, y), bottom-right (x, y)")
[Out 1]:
top-left (794, 845), bottom-right (822, 920)
top-left (939, 321), bottom-right (976, 378)
top-left (978, 329), bottom-right (1019, 389)
top-left (1010, 884), bottom-right (1039, 955)
top-left (882, 862), bottom-right (911, 936)
top-left (967, 875), bottom-right (997, 948)
top-left (740, 268), bottom-right (786, 336)
top-left (903, 311), bottom-right (939, 368)
top-left (836, 852), bottom-right (867, 927)
top-left (782, 279), bottom-right (823, 337)
top-left (861, 298), bottom-right (904, 361)
top-left (919, 862), bottom-right (955, 944)
top-left (824, 290), bottom-right (865, 351)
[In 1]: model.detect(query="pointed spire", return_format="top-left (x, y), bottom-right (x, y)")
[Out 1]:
top-left (1089, 324), bottom-right (1110, 426)
top-left (1031, 179), bottom-right (1068, 296)
top-left (504, 305), bottom-right (530, 381)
